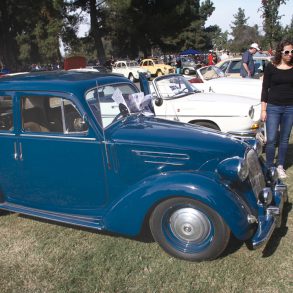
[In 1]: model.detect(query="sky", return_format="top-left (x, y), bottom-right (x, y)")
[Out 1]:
top-left (204, 0), bottom-right (293, 33)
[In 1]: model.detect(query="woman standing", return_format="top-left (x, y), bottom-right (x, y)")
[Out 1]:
top-left (261, 39), bottom-right (293, 179)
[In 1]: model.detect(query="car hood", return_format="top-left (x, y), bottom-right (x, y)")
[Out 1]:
top-left (202, 77), bottom-right (262, 100)
top-left (165, 92), bottom-right (257, 116)
top-left (108, 115), bottom-right (247, 170)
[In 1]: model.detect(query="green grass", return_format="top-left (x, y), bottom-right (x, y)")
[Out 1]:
top-left (1, 137), bottom-right (293, 293)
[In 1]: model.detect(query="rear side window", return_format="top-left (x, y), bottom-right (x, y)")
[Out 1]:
top-left (21, 95), bottom-right (88, 134)
top-left (0, 95), bottom-right (13, 131)
top-left (228, 61), bottom-right (241, 73)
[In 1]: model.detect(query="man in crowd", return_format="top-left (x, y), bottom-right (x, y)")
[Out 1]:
top-left (240, 43), bottom-right (260, 78)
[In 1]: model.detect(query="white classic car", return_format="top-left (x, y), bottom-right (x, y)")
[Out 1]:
top-left (150, 74), bottom-right (262, 136)
top-left (216, 56), bottom-right (273, 78)
top-left (112, 60), bottom-right (151, 82)
top-left (187, 65), bottom-right (262, 100)
top-left (97, 73), bottom-right (262, 137)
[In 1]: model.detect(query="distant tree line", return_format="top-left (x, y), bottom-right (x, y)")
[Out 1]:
top-left (0, 0), bottom-right (292, 71)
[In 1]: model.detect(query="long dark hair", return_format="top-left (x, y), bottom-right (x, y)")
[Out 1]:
top-left (273, 39), bottom-right (293, 65)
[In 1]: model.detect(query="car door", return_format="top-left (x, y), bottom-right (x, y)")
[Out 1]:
top-left (5, 92), bottom-right (108, 213)
top-left (0, 93), bottom-right (20, 202)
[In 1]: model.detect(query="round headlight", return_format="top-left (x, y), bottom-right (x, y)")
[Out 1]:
top-left (238, 159), bottom-right (249, 182)
top-left (253, 138), bottom-right (263, 157)
top-left (217, 157), bottom-right (249, 182)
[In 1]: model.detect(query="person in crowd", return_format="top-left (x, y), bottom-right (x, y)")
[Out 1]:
top-left (207, 50), bottom-right (214, 65)
top-left (212, 52), bottom-right (218, 64)
top-left (261, 39), bottom-right (293, 179)
top-left (254, 47), bottom-right (268, 57)
top-left (240, 42), bottom-right (260, 78)
top-left (220, 50), bottom-right (229, 60)
top-left (176, 56), bottom-right (182, 74)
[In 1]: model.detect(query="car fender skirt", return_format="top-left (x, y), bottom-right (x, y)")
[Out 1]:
top-left (104, 172), bottom-right (254, 240)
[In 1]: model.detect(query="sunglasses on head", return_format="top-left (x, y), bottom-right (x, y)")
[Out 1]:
top-left (281, 50), bottom-right (293, 55)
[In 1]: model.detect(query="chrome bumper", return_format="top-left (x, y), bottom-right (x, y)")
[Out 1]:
top-left (251, 183), bottom-right (288, 249)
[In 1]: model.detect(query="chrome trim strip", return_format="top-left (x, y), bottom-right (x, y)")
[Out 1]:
top-left (0, 132), bottom-right (16, 136)
top-left (19, 134), bottom-right (96, 141)
top-left (132, 150), bottom-right (190, 160)
top-left (144, 160), bottom-right (186, 166)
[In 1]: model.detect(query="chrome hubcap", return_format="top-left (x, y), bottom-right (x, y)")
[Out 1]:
top-left (169, 208), bottom-right (211, 242)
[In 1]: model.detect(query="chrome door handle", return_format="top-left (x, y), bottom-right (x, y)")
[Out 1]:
top-left (19, 142), bottom-right (23, 161)
top-left (14, 142), bottom-right (18, 160)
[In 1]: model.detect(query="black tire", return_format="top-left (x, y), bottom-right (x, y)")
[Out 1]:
top-left (128, 73), bottom-right (135, 82)
top-left (183, 68), bottom-right (190, 75)
top-left (149, 197), bottom-right (230, 261)
top-left (193, 121), bottom-right (220, 130)
top-left (156, 70), bottom-right (163, 77)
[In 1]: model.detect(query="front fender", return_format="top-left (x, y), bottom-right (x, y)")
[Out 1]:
top-left (104, 171), bottom-right (254, 240)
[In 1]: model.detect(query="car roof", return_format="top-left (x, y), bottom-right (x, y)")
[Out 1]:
top-left (0, 70), bottom-right (131, 96)
top-left (217, 56), bottom-right (273, 63)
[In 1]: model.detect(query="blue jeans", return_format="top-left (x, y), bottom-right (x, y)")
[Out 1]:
top-left (265, 104), bottom-right (293, 168)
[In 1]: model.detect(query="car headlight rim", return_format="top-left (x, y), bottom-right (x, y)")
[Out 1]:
top-left (237, 158), bottom-right (249, 182)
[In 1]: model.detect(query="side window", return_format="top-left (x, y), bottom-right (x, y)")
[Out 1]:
top-left (218, 62), bottom-right (229, 73)
top-left (85, 83), bottom-right (138, 128)
top-left (21, 95), bottom-right (88, 134)
top-left (0, 95), bottom-right (13, 131)
top-left (228, 61), bottom-right (241, 73)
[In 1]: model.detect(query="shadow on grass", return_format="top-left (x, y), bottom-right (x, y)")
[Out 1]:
top-left (261, 201), bottom-right (292, 257)
top-left (284, 143), bottom-right (293, 169)
top-left (220, 234), bottom-right (244, 258)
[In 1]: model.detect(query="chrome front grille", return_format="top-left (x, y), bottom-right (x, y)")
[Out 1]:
top-left (246, 149), bottom-right (266, 198)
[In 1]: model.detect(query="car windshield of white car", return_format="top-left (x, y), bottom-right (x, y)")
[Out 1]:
top-left (127, 61), bottom-right (139, 67)
top-left (155, 75), bottom-right (195, 99)
top-left (199, 66), bottom-right (225, 80)
top-left (85, 83), bottom-right (154, 128)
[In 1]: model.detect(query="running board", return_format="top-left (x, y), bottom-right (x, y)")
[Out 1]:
top-left (0, 202), bottom-right (104, 230)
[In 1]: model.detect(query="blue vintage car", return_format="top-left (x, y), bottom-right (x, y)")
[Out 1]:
top-left (0, 71), bottom-right (288, 261)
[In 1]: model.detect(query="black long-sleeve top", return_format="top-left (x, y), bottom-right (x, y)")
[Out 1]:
top-left (261, 62), bottom-right (293, 105)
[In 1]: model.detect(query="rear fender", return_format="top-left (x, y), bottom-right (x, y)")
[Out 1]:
top-left (104, 171), bottom-right (254, 240)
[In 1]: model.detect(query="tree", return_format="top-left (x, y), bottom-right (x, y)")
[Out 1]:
top-left (73, 0), bottom-right (107, 64)
top-left (259, 0), bottom-right (288, 48)
top-left (230, 8), bottom-right (260, 52)
top-left (0, 0), bottom-right (67, 71)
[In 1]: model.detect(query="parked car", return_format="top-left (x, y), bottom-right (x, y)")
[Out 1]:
top-left (179, 55), bottom-right (199, 75)
top-left (0, 71), bottom-right (287, 261)
top-left (112, 60), bottom-right (151, 82)
top-left (150, 74), bottom-right (262, 136)
top-left (140, 58), bottom-right (175, 76)
top-left (187, 65), bottom-right (262, 100)
top-left (216, 56), bottom-right (273, 78)
top-left (85, 65), bottom-right (111, 73)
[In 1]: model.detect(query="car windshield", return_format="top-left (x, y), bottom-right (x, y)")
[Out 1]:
top-left (154, 75), bottom-right (196, 100)
top-left (85, 83), bottom-right (154, 128)
top-left (198, 66), bottom-right (225, 80)
top-left (127, 61), bottom-right (139, 67)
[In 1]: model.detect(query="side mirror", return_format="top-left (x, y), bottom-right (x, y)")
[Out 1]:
top-left (119, 103), bottom-right (130, 117)
top-left (155, 97), bottom-right (163, 107)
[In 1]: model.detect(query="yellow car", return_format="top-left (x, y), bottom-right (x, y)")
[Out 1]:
top-left (140, 58), bottom-right (175, 77)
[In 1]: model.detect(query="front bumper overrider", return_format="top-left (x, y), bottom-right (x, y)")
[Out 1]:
top-left (251, 183), bottom-right (288, 249)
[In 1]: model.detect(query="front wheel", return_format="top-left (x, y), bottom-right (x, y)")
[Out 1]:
top-left (128, 73), bottom-right (135, 82)
top-left (183, 68), bottom-right (190, 75)
top-left (156, 70), bottom-right (163, 77)
top-left (149, 197), bottom-right (230, 261)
